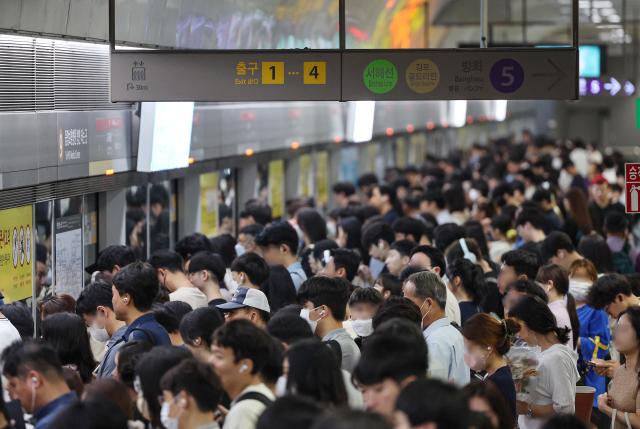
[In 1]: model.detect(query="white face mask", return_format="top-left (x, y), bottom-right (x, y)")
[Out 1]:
top-left (569, 279), bottom-right (592, 302)
top-left (369, 257), bottom-right (385, 280)
top-left (351, 319), bottom-right (374, 337)
top-left (327, 221), bottom-right (337, 239)
top-left (160, 401), bottom-right (178, 429)
top-left (300, 308), bottom-right (322, 333)
top-left (235, 243), bottom-right (246, 256)
top-left (275, 375), bottom-right (288, 397)
top-left (88, 322), bottom-right (110, 343)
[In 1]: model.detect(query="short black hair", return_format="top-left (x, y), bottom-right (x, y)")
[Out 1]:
top-left (179, 307), bottom-right (224, 348)
top-left (76, 280), bottom-right (113, 316)
top-left (390, 240), bottom-right (416, 257)
top-left (501, 249), bottom-right (539, 280)
top-left (395, 379), bottom-right (469, 429)
top-left (210, 234), bottom-right (237, 267)
top-left (410, 245), bottom-right (446, 276)
top-left (213, 320), bottom-right (273, 375)
top-left (433, 223), bottom-right (465, 253)
top-left (374, 273), bottom-right (403, 297)
top-left (148, 249), bottom-right (184, 273)
top-left (353, 319), bottom-right (427, 386)
top-left (532, 188), bottom-right (553, 204)
top-left (152, 306), bottom-right (181, 334)
top-left (187, 251), bottom-right (226, 284)
top-left (48, 399), bottom-right (128, 429)
top-left (160, 358), bottom-right (223, 413)
top-left (174, 233), bottom-right (212, 261)
top-left (240, 204), bottom-right (273, 226)
top-left (348, 287), bottom-right (383, 308)
top-left (330, 248), bottom-right (361, 282)
top-left (587, 273), bottom-right (633, 309)
top-left (422, 189), bottom-right (446, 209)
top-left (239, 224), bottom-right (264, 238)
top-left (372, 297), bottom-right (422, 329)
top-left (399, 265), bottom-right (426, 282)
top-left (361, 221), bottom-right (395, 251)
top-left (297, 277), bottom-right (350, 321)
top-left (116, 340), bottom-right (154, 389)
top-left (515, 208), bottom-right (546, 230)
top-left (540, 231), bottom-right (575, 263)
top-left (505, 279), bottom-right (548, 303)
top-left (97, 245), bottom-right (136, 272)
top-left (255, 221), bottom-right (300, 255)
top-left (257, 395), bottom-right (323, 429)
top-left (267, 312), bottom-right (313, 345)
top-left (2, 339), bottom-right (63, 380)
top-left (230, 253), bottom-right (270, 286)
top-left (0, 302), bottom-right (34, 338)
top-left (332, 182), bottom-right (356, 196)
top-left (112, 262), bottom-right (159, 312)
top-left (357, 173), bottom-right (379, 188)
top-left (604, 212), bottom-right (629, 235)
top-left (491, 214), bottom-right (512, 234)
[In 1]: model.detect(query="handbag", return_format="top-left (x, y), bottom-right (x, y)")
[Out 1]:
top-left (611, 409), bottom-right (632, 429)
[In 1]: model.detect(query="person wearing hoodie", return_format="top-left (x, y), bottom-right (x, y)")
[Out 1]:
top-left (508, 296), bottom-right (580, 429)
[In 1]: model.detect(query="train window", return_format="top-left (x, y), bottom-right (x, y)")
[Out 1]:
top-left (148, 181), bottom-right (174, 255)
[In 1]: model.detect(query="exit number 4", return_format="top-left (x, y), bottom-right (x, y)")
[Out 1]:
top-left (304, 62), bottom-right (327, 85)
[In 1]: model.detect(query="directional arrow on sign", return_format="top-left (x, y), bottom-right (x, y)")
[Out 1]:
top-left (625, 81), bottom-right (636, 96)
top-left (604, 77), bottom-right (621, 96)
top-left (532, 59), bottom-right (567, 91)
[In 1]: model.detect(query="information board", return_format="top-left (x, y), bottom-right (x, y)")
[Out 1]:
top-left (111, 48), bottom-right (578, 102)
top-left (0, 206), bottom-right (33, 303)
top-left (55, 215), bottom-right (83, 298)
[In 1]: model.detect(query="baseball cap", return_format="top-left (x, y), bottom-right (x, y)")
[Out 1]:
top-left (590, 175), bottom-right (608, 186)
top-left (217, 287), bottom-right (270, 313)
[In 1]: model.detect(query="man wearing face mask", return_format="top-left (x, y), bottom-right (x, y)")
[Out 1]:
top-left (159, 359), bottom-right (223, 429)
top-left (347, 288), bottom-right (383, 342)
top-left (2, 341), bottom-right (75, 429)
top-left (403, 271), bottom-right (469, 386)
top-left (298, 277), bottom-right (361, 373)
top-left (76, 280), bottom-right (127, 378)
top-left (236, 224), bottom-right (264, 257)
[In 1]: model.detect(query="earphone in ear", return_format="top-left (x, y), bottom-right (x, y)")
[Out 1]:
top-left (31, 377), bottom-right (37, 385)
top-left (239, 364), bottom-right (249, 373)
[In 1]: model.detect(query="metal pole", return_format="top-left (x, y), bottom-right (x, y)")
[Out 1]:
top-left (573, 0), bottom-right (580, 48)
top-left (109, 0), bottom-right (116, 51)
top-left (522, 0), bottom-right (527, 45)
top-left (339, 0), bottom-right (346, 50)
top-left (480, 0), bottom-right (489, 48)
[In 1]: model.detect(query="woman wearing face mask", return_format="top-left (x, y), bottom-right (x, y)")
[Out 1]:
top-left (508, 296), bottom-right (579, 429)
top-left (597, 307), bottom-right (640, 429)
top-left (280, 338), bottom-right (348, 408)
top-left (568, 259), bottom-right (610, 412)
top-left (536, 264), bottom-right (580, 350)
top-left (462, 313), bottom-right (520, 427)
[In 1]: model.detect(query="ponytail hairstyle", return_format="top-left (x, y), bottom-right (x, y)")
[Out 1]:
top-left (447, 258), bottom-right (486, 304)
top-left (462, 313), bottom-right (521, 356)
top-left (508, 295), bottom-right (571, 346)
top-left (536, 264), bottom-right (580, 349)
top-left (618, 306), bottom-right (640, 389)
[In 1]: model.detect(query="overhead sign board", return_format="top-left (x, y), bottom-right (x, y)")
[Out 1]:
top-left (111, 48), bottom-right (578, 102)
top-left (626, 163), bottom-right (640, 213)
top-left (579, 77), bottom-right (636, 97)
top-left (111, 51), bottom-right (342, 102)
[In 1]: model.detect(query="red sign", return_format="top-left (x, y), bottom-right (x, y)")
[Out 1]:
top-left (625, 163), bottom-right (640, 213)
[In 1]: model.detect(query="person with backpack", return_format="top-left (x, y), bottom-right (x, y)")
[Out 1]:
top-left (112, 262), bottom-right (171, 346)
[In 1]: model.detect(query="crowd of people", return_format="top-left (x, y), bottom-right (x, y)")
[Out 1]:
top-left (1, 132), bottom-right (639, 429)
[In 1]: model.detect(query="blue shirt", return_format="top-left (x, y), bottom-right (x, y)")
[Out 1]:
top-left (287, 262), bottom-right (307, 291)
top-left (96, 325), bottom-right (128, 378)
top-left (423, 317), bottom-right (470, 386)
top-left (577, 305), bottom-right (610, 407)
top-left (33, 391), bottom-right (76, 429)
top-left (121, 313), bottom-right (171, 346)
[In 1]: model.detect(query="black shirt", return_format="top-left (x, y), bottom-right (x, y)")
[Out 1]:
top-left (487, 365), bottom-right (517, 426)
top-left (459, 302), bottom-right (481, 326)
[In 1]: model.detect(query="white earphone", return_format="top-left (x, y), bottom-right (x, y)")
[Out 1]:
top-left (240, 364), bottom-right (249, 373)
top-left (459, 239), bottom-right (477, 264)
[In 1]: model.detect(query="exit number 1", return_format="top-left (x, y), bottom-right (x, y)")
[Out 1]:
top-left (304, 62), bottom-right (327, 85)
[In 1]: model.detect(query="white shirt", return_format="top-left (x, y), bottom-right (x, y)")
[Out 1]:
top-left (169, 286), bottom-right (208, 309)
top-left (423, 317), bottom-right (469, 387)
top-left (436, 210), bottom-right (454, 225)
top-left (0, 317), bottom-right (21, 361)
top-left (441, 275), bottom-right (462, 326)
top-left (548, 299), bottom-right (574, 350)
top-left (518, 344), bottom-right (579, 429)
top-left (224, 383), bottom-right (274, 429)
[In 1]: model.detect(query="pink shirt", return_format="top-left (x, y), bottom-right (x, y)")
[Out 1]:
top-left (548, 299), bottom-right (574, 349)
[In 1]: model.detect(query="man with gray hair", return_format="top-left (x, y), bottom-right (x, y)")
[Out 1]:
top-left (402, 271), bottom-right (469, 386)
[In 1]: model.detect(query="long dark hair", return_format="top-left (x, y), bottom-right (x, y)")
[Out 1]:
top-left (296, 208), bottom-right (327, 244)
top-left (565, 188), bottom-right (594, 236)
top-left (536, 264), bottom-right (580, 349)
top-left (618, 307), bottom-right (640, 389)
top-left (41, 313), bottom-right (96, 383)
top-left (462, 381), bottom-right (514, 429)
top-left (508, 295), bottom-right (571, 345)
top-left (286, 338), bottom-right (348, 407)
top-left (338, 216), bottom-right (363, 253)
top-left (447, 258), bottom-right (486, 304)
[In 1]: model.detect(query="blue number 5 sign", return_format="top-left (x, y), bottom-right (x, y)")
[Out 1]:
top-left (490, 59), bottom-right (524, 93)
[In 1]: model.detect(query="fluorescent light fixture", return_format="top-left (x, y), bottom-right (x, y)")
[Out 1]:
top-left (448, 100), bottom-right (467, 128)
top-left (494, 100), bottom-right (508, 122)
top-left (347, 101), bottom-right (376, 143)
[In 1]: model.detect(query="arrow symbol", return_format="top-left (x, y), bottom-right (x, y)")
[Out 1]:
top-left (625, 81), bottom-right (636, 96)
top-left (604, 77), bottom-right (621, 96)
top-left (532, 59), bottom-right (567, 91)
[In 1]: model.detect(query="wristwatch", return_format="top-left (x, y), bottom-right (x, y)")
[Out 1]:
top-left (526, 404), bottom-right (534, 418)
